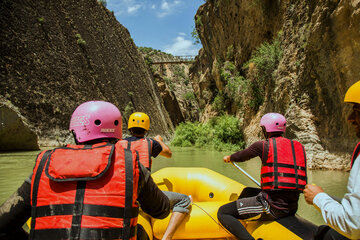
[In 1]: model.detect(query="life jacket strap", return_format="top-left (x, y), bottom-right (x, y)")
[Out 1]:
top-left (31, 226), bottom-right (136, 240)
top-left (30, 150), bottom-right (52, 239)
top-left (123, 148), bottom-right (135, 240)
top-left (262, 162), bottom-right (306, 171)
top-left (290, 140), bottom-right (299, 190)
top-left (146, 138), bottom-right (152, 170)
top-left (351, 142), bottom-right (360, 169)
top-left (261, 172), bottom-right (307, 180)
top-left (272, 138), bottom-right (279, 189)
top-left (262, 182), bottom-right (306, 189)
top-left (34, 204), bottom-right (139, 219)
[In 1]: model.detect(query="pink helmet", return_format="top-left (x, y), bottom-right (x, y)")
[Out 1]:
top-left (69, 101), bottom-right (122, 143)
top-left (260, 113), bottom-right (286, 133)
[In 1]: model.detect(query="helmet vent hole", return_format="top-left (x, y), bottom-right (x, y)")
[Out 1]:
top-left (114, 120), bottom-right (119, 126)
top-left (95, 119), bottom-right (101, 126)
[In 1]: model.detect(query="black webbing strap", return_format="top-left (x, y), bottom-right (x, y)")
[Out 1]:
top-left (30, 150), bottom-right (52, 239)
top-left (290, 140), bottom-right (299, 190)
top-left (351, 142), bottom-right (360, 168)
top-left (122, 148), bottom-right (135, 240)
top-left (262, 162), bottom-right (306, 170)
top-left (70, 181), bottom-right (87, 240)
top-left (272, 138), bottom-right (279, 189)
top-left (34, 204), bottom-right (138, 218)
top-left (146, 138), bottom-right (152, 170)
top-left (261, 172), bottom-right (307, 180)
top-left (32, 226), bottom-right (136, 240)
top-left (262, 182), bottom-right (306, 189)
top-left (301, 144), bottom-right (308, 184)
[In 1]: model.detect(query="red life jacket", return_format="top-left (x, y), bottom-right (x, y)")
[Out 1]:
top-left (30, 142), bottom-right (140, 240)
top-left (118, 138), bottom-right (153, 170)
top-left (351, 142), bottom-right (360, 169)
top-left (261, 137), bottom-right (307, 191)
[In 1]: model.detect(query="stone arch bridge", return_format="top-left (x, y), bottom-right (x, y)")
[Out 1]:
top-left (150, 55), bottom-right (196, 64)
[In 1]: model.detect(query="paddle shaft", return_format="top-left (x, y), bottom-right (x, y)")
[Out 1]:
top-left (231, 161), bottom-right (260, 187)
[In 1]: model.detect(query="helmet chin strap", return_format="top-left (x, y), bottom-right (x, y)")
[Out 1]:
top-left (261, 127), bottom-right (269, 139)
top-left (71, 130), bottom-right (80, 145)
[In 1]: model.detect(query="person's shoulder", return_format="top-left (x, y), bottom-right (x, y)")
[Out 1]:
top-left (251, 140), bottom-right (266, 147)
top-left (125, 136), bottom-right (142, 142)
top-left (286, 137), bottom-right (304, 146)
top-left (146, 137), bottom-right (159, 145)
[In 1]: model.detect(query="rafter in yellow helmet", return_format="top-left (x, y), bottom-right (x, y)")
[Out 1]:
top-left (344, 81), bottom-right (360, 104)
top-left (128, 112), bottom-right (150, 130)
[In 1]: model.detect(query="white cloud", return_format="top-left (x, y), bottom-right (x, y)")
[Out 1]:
top-left (161, 1), bottom-right (170, 11)
top-left (156, 0), bottom-right (182, 18)
top-left (163, 34), bottom-right (200, 56)
top-left (127, 4), bottom-right (141, 14)
top-left (107, 0), bottom-right (144, 16)
top-left (107, 0), bottom-right (183, 17)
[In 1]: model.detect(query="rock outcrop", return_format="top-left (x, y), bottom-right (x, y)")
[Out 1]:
top-left (0, 96), bottom-right (39, 150)
top-left (191, 0), bottom-right (360, 169)
top-left (0, 0), bottom-right (173, 150)
top-left (139, 48), bottom-right (200, 125)
top-left (152, 63), bottom-right (200, 125)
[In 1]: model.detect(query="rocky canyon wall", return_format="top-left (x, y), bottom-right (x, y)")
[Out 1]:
top-left (0, 0), bottom-right (173, 150)
top-left (191, 0), bottom-right (360, 169)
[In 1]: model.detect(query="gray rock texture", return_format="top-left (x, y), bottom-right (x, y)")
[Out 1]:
top-left (191, 0), bottom-right (360, 169)
top-left (0, 0), bottom-right (173, 149)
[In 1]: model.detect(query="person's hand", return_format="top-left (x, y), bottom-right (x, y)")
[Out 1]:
top-left (304, 184), bottom-right (324, 205)
top-left (223, 156), bottom-right (231, 163)
top-left (154, 135), bottom-right (163, 142)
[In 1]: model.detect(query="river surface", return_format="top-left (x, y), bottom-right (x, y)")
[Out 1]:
top-left (0, 146), bottom-right (349, 226)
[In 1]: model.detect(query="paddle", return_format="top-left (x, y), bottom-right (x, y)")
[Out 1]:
top-left (230, 161), bottom-right (260, 187)
top-left (230, 161), bottom-right (318, 238)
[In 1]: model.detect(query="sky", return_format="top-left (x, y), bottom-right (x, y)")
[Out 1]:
top-left (105, 0), bottom-right (204, 56)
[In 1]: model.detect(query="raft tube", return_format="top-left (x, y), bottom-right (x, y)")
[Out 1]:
top-left (138, 167), bottom-right (317, 240)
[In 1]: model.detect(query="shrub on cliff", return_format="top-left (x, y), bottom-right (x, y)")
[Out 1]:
top-left (171, 115), bottom-right (245, 151)
top-left (245, 34), bottom-right (283, 111)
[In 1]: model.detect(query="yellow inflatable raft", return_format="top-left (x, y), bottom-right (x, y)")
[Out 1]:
top-left (138, 167), bottom-right (317, 240)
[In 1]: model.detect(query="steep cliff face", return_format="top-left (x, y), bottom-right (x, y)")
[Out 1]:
top-left (192, 0), bottom-right (360, 169)
top-left (152, 62), bottom-right (200, 125)
top-left (0, 0), bottom-right (173, 150)
top-left (139, 48), bottom-right (200, 125)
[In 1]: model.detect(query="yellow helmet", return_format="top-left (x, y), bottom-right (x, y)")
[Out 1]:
top-left (128, 112), bottom-right (150, 130)
top-left (344, 81), bottom-right (360, 104)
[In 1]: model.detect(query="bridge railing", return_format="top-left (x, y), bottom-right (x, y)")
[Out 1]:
top-left (151, 55), bottom-right (196, 64)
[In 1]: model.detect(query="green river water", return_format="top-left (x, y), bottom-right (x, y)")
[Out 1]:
top-left (0, 146), bottom-right (349, 226)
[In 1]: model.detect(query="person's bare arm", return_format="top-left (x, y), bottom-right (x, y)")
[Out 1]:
top-left (154, 135), bottom-right (172, 158)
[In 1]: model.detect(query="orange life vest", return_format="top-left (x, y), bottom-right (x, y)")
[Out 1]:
top-left (118, 138), bottom-right (153, 170)
top-left (261, 137), bottom-right (307, 191)
top-left (30, 142), bottom-right (140, 240)
top-left (351, 142), bottom-right (360, 169)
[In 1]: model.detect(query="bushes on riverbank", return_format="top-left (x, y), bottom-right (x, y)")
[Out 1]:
top-left (171, 115), bottom-right (245, 152)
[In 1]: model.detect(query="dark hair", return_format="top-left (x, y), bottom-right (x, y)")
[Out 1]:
top-left (269, 132), bottom-right (283, 137)
top-left (129, 127), bottom-right (147, 136)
